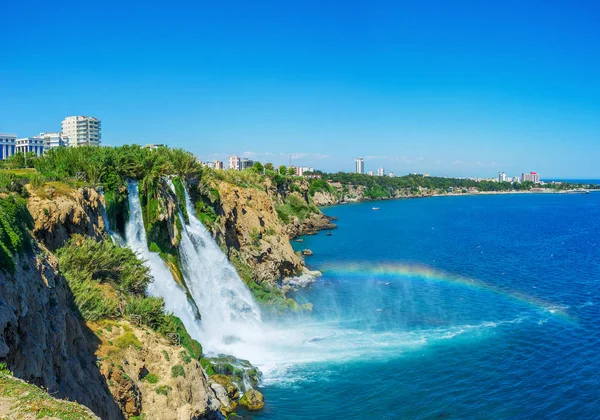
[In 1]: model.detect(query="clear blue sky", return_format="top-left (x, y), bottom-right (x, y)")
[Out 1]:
top-left (2, 0), bottom-right (599, 178)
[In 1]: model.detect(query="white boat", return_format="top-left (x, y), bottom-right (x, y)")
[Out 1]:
top-left (372, 207), bottom-right (380, 210)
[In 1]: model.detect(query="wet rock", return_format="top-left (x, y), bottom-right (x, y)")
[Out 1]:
top-left (302, 249), bottom-right (313, 256)
top-left (238, 389), bottom-right (264, 411)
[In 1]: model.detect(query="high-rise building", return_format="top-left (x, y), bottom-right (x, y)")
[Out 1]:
top-left (498, 172), bottom-right (507, 182)
top-left (388, 172), bottom-right (395, 177)
top-left (214, 160), bottom-right (224, 170)
top-left (228, 155), bottom-right (241, 170)
top-left (522, 172), bottom-right (540, 183)
top-left (0, 133), bottom-right (16, 160)
top-left (367, 171), bottom-right (374, 176)
top-left (61, 116), bottom-right (101, 147)
top-left (241, 158), bottom-right (255, 170)
top-left (377, 167), bottom-right (385, 176)
top-left (16, 136), bottom-right (46, 156)
top-left (355, 157), bottom-right (364, 174)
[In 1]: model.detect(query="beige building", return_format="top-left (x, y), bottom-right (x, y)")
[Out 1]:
top-left (61, 116), bottom-right (101, 147)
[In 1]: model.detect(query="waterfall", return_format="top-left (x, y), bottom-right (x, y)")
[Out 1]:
top-left (168, 180), bottom-right (263, 356)
top-left (124, 181), bottom-right (203, 339)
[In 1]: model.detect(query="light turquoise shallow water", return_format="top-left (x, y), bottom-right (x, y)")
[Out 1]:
top-left (246, 193), bottom-right (600, 419)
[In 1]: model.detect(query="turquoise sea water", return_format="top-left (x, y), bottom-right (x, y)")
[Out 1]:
top-left (247, 193), bottom-right (600, 419)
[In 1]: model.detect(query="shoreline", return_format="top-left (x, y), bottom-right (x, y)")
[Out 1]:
top-left (316, 188), bottom-right (599, 208)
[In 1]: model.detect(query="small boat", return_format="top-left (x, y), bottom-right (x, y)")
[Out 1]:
top-left (372, 207), bottom-right (380, 210)
top-left (326, 232), bottom-right (332, 236)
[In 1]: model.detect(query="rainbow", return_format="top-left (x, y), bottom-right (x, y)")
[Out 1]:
top-left (319, 262), bottom-right (575, 322)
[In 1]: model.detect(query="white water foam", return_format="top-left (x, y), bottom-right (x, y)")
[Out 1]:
top-left (124, 181), bottom-right (203, 339)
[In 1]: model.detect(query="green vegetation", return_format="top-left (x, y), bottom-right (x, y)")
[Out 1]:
top-left (310, 172), bottom-right (591, 199)
top-left (114, 330), bottom-right (142, 350)
top-left (0, 371), bottom-right (97, 420)
top-left (179, 350), bottom-right (192, 364)
top-left (155, 385), bottom-right (172, 396)
top-left (142, 373), bottom-right (159, 384)
top-left (275, 194), bottom-right (319, 224)
top-left (171, 364), bottom-right (185, 378)
top-left (162, 350), bottom-right (170, 361)
top-left (57, 236), bottom-right (203, 359)
top-left (0, 195), bottom-right (33, 274)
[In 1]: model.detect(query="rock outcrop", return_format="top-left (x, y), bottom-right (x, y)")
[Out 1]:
top-left (93, 321), bottom-right (222, 420)
top-left (212, 181), bottom-right (306, 284)
top-left (26, 186), bottom-right (106, 251)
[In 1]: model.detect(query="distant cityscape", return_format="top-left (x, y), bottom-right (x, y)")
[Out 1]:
top-left (0, 120), bottom-right (542, 183)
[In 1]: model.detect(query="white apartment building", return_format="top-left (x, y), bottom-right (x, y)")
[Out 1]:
top-left (377, 167), bottom-right (385, 176)
top-left (214, 160), bottom-right (224, 170)
top-left (16, 136), bottom-right (46, 156)
top-left (367, 170), bottom-right (374, 176)
top-left (61, 116), bottom-right (101, 147)
top-left (522, 172), bottom-right (540, 183)
top-left (0, 133), bottom-right (16, 160)
top-left (228, 155), bottom-right (241, 170)
top-left (355, 157), bottom-right (364, 174)
top-left (39, 132), bottom-right (68, 149)
top-left (388, 172), bottom-right (395, 177)
top-left (498, 172), bottom-right (507, 182)
top-left (296, 166), bottom-right (314, 176)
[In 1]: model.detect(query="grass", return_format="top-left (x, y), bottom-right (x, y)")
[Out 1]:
top-left (0, 372), bottom-right (97, 420)
top-left (179, 350), bottom-right (192, 364)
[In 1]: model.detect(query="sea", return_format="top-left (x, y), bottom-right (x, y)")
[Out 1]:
top-left (245, 191), bottom-right (600, 419)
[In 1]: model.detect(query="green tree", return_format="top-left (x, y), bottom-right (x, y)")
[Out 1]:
top-left (278, 165), bottom-right (287, 175)
top-left (252, 161), bottom-right (264, 173)
top-left (264, 162), bottom-right (274, 171)
top-left (287, 166), bottom-right (296, 176)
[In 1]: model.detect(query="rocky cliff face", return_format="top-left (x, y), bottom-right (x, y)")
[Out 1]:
top-left (213, 181), bottom-right (306, 284)
top-left (0, 246), bottom-right (123, 419)
top-left (26, 186), bottom-right (106, 251)
top-left (93, 321), bottom-right (221, 420)
top-left (2, 184), bottom-right (222, 419)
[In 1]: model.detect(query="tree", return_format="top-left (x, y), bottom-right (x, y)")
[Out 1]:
top-left (252, 161), bottom-right (264, 173)
top-left (264, 162), bottom-right (274, 171)
top-left (287, 166), bottom-right (296, 176)
top-left (278, 165), bottom-right (287, 175)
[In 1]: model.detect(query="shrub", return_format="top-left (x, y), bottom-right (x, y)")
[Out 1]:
top-left (171, 365), bottom-right (185, 378)
top-left (156, 385), bottom-right (172, 396)
top-left (115, 331), bottom-right (142, 350)
top-left (143, 373), bottom-right (159, 384)
top-left (179, 350), bottom-right (192, 364)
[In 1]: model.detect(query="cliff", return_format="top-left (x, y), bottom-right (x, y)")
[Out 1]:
top-left (26, 185), bottom-right (107, 251)
top-left (0, 246), bottom-right (123, 419)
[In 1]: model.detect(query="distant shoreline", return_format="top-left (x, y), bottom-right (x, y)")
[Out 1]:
top-left (318, 188), bottom-right (599, 208)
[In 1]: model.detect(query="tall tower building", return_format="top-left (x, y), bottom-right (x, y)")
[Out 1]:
top-left (377, 167), bottom-right (385, 176)
top-left (61, 116), bottom-right (101, 147)
top-left (355, 157), bottom-right (364, 174)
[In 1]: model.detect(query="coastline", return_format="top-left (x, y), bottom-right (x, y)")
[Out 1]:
top-left (316, 187), bottom-right (599, 208)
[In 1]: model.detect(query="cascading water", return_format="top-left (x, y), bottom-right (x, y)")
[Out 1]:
top-left (167, 180), bottom-right (263, 357)
top-left (124, 181), bottom-right (203, 339)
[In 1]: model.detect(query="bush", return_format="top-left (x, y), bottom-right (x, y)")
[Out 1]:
top-left (143, 373), bottom-right (159, 384)
top-left (114, 331), bottom-right (142, 350)
top-left (179, 350), bottom-right (192, 364)
top-left (0, 195), bottom-right (33, 274)
top-left (156, 385), bottom-right (172, 396)
top-left (171, 365), bottom-right (185, 378)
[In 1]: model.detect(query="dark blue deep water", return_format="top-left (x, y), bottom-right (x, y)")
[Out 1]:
top-left (250, 193), bottom-right (600, 419)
